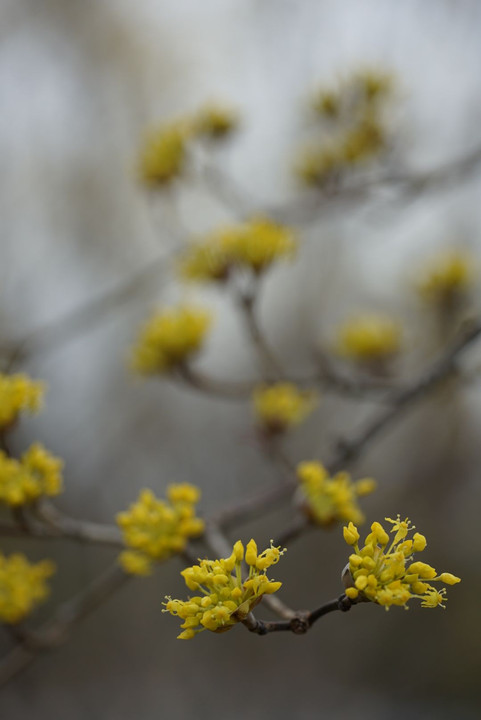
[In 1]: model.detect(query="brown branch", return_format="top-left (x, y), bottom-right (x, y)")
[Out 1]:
top-left (326, 318), bottom-right (481, 473)
top-left (243, 593), bottom-right (353, 635)
top-left (199, 141), bottom-right (481, 225)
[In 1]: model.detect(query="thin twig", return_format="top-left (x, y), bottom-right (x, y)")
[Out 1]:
top-left (327, 318), bottom-right (481, 473)
top-left (0, 249), bottom-right (178, 371)
top-left (243, 593), bottom-right (353, 635)
top-left (200, 141), bottom-right (481, 225)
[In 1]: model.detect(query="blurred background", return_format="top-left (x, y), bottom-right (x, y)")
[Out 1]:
top-left (1, 0), bottom-right (481, 717)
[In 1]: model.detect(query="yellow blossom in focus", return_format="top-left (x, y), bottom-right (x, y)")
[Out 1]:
top-left (342, 515), bottom-right (461, 610)
top-left (417, 250), bottom-right (474, 305)
top-left (131, 305), bottom-right (212, 376)
top-left (0, 444), bottom-right (63, 506)
top-left (163, 539), bottom-right (285, 638)
top-left (138, 121), bottom-right (190, 187)
top-left (336, 314), bottom-right (402, 363)
top-left (193, 104), bottom-right (238, 139)
top-left (117, 485), bottom-right (204, 574)
top-left (297, 461), bottom-right (375, 526)
top-left (0, 552), bottom-right (55, 624)
top-left (0, 373), bottom-right (45, 429)
top-left (253, 383), bottom-right (317, 434)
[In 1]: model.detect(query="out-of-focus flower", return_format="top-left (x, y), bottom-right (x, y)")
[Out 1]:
top-left (253, 383), bottom-right (318, 434)
top-left (0, 373), bottom-right (45, 430)
top-left (417, 249), bottom-right (474, 306)
top-left (355, 69), bottom-right (393, 102)
top-left (0, 553), bottom-right (55, 624)
top-left (297, 461), bottom-right (375, 526)
top-left (0, 444), bottom-right (63, 506)
top-left (342, 516), bottom-right (460, 610)
top-left (232, 218), bottom-right (297, 274)
top-left (178, 227), bottom-right (240, 283)
top-left (179, 218), bottom-right (296, 283)
top-left (335, 314), bottom-right (402, 363)
top-left (117, 485), bottom-right (204, 574)
top-left (193, 104), bottom-right (238, 139)
top-left (163, 539), bottom-right (285, 638)
top-left (131, 305), bottom-right (212, 376)
top-left (138, 121), bottom-right (190, 187)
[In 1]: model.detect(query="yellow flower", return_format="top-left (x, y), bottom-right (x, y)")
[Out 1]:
top-left (163, 539), bottom-right (285, 638)
top-left (312, 89), bottom-right (342, 118)
top-left (178, 227), bottom-right (240, 283)
top-left (131, 305), bottom-right (212, 375)
top-left (340, 113), bottom-right (385, 164)
top-left (355, 69), bottom-right (393, 102)
top-left (232, 217), bottom-right (297, 274)
top-left (417, 250), bottom-right (474, 305)
top-left (253, 383), bottom-right (318, 434)
top-left (193, 104), bottom-right (238, 139)
top-left (179, 218), bottom-right (296, 282)
top-left (342, 515), bottom-right (461, 610)
top-left (0, 444), bottom-right (63, 506)
top-left (297, 461), bottom-right (375, 526)
top-left (0, 373), bottom-right (45, 429)
top-left (138, 121), bottom-right (190, 187)
top-left (336, 314), bottom-right (402, 363)
top-left (117, 485), bottom-right (204, 573)
top-left (295, 146), bottom-right (343, 187)
top-left (118, 550), bottom-right (153, 577)
top-left (0, 552), bottom-right (55, 624)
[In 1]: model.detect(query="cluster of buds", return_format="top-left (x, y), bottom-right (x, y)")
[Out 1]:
top-left (0, 552), bottom-right (55, 624)
top-left (253, 383), bottom-right (317, 435)
top-left (335, 313), bottom-right (402, 369)
top-left (0, 443), bottom-right (63, 506)
top-left (163, 539), bottom-right (285, 638)
top-left (297, 461), bottom-right (375, 526)
top-left (131, 305), bottom-right (212, 376)
top-left (138, 103), bottom-right (237, 188)
top-left (0, 373), bottom-right (44, 430)
top-left (117, 485), bottom-right (204, 575)
top-left (417, 249), bottom-right (474, 309)
top-left (179, 217), bottom-right (296, 283)
top-left (297, 68), bottom-right (393, 187)
top-left (342, 516), bottom-right (460, 609)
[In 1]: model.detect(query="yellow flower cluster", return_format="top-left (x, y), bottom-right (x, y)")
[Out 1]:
top-left (298, 68), bottom-right (392, 187)
top-left (163, 539), bottom-right (285, 639)
top-left (138, 102), bottom-right (237, 187)
top-left (336, 314), bottom-right (402, 363)
top-left (343, 516), bottom-right (461, 610)
top-left (131, 305), bottom-right (212, 376)
top-left (117, 485), bottom-right (204, 575)
top-left (297, 461), bottom-right (375, 526)
top-left (0, 443), bottom-right (63, 506)
top-left (193, 103), bottom-right (238, 139)
top-left (179, 217), bottom-right (296, 282)
top-left (138, 122), bottom-right (190, 187)
top-left (0, 552), bottom-right (55, 624)
top-left (253, 383), bottom-right (317, 434)
top-left (417, 249), bottom-right (474, 305)
top-left (0, 373), bottom-right (45, 429)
